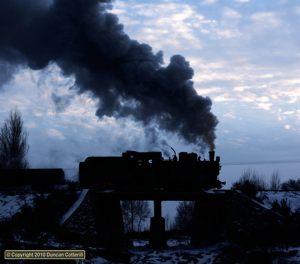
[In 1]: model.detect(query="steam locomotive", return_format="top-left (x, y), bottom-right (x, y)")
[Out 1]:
top-left (79, 150), bottom-right (224, 191)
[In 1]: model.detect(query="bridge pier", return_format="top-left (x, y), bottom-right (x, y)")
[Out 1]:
top-left (92, 192), bottom-right (125, 246)
top-left (149, 199), bottom-right (167, 248)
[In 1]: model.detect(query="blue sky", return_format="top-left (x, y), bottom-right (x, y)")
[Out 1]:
top-left (0, 0), bottom-right (300, 173)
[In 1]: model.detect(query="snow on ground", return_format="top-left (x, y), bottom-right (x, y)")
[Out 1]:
top-left (131, 238), bottom-right (190, 247)
top-left (257, 191), bottom-right (300, 212)
top-left (45, 239), bottom-right (222, 264)
top-left (128, 241), bottom-right (227, 264)
top-left (0, 192), bottom-right (49, 221)
top-left (3, 190), bottom-right (300, 263)
top-left (80, 243), bottom-right (300, 264)
top-left (74, 257), bottom-right (109, 264)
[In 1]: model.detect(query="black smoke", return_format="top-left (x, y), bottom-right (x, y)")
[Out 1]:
top-left (0, 0), bottom-right (218, 151)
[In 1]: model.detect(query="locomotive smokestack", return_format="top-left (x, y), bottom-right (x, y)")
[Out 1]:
top-left (209, 151), bottom-right (215, 162)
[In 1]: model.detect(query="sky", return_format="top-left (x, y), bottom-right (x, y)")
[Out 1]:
top-left (1, 0), bottom-right (300, 178)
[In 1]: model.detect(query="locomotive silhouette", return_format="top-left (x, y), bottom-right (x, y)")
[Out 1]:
top-left (79, 149), bottom-right (224, 191)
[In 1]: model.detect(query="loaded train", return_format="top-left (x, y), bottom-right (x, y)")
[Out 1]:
top-left (79, 150), bottom-right (225, 191)
top-left (0, 150), bottom-right (224, 191)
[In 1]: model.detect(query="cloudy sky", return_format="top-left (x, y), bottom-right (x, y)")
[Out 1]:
top-left (0, 0), bottom-right (300, 174)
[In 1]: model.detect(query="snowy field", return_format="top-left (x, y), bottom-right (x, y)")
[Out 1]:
top-left (71, 241), bottom-right (300, 263)
top-left (128, 241), bottom-right (223, 264)
top-left (257, 191), bottom-right (300, 213)
top-left (0, 192), bottom-right (49, 221)
top-left (68, 241), bottom-right (226, 264)
top-left (2, 239), bottom-right (300, 263)
top-left (2, 190), bottom-right (300, 263)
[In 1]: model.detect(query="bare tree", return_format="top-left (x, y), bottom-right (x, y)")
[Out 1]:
top-left (231, 168), bottom-right (267, 197)
top-left (281, 179), bottom-right (300, 190)
top-left (0, 107), bottom-right (29, 169)
top-left (174, 201), bottom-right (195, 232)
top-left (269, 170), bottom-right (281, 190)
top-left (136, 200), bottom-right (151, 233)
top-left (121, 200), bottom-right (151, 233)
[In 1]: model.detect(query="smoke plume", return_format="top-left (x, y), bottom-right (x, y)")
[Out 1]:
top-left (0, 0), bottom-right (218, 151)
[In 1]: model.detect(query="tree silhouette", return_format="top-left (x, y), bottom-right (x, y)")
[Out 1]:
top-left (281, 179), bottom-right (300, 190)
top-left (174, 201), bottom-right (195, 232)
top-left (231, 168), bottom-right (267, 197)
top-left (269, 170), bottom-right (281, 190)
top-left (121, 200), bottom-right (151, 233)
top-left (0, 107), bottom-right (29, 169)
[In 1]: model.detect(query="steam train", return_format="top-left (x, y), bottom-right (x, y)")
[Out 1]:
top-left (79, 150), bottom-right (225, 191)
top-left (0, 150), bottom-right (224, 191)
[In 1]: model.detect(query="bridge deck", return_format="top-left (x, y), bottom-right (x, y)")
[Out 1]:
top-left (94, 190), bottom-right (230, 201)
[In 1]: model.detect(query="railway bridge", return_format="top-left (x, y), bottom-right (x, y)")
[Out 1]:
top-left (61, 188), bottom-right (230, 248)
top-left (61, 150), bottom-right (227, 248)
top-left (96, 189), bottom-right (229, 247)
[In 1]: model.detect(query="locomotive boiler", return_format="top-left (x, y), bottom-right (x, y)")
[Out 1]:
top-left (79, 150), bottom-right (224, 191)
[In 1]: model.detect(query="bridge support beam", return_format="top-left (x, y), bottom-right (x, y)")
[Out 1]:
top-left (149, 200), bottom-right (166, 248)
top-left (92, 192), bottom-right (125, 247)
top-left (154, 199), bottom-right (162, 217)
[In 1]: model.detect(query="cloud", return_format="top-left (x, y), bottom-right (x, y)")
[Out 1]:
top-left (284, 125), bottom-right (291, 129)
top-left (197, 61), bottom-right (227, 69)
top-left (256, 103), bottom-right (272, 111)
top-left (46, 129), bottom-right (65, 140)
top-left (294, 6), bottom-right (300, 15)
top-left (233, 86), bottom-right (251, 92)
top-left (256, 96), bottom-right (270, 102)
top-left (223, 7), bottom-right (241, 19)
top-left (196, 87), bottom-right (222, 95)
top-left (224, 110), bottom-right (236, 118)
top-left (61, 119), bottom-right (96, 131)
top-left (277, 115), bottom-right (286, 121)
top-left (26, 122), bottom-right (37, 128)
top-left (251, 12), bottom-right (282, 28)
top-left (127, 3), bottom-right (208, 50)
top-left (111, 9), bottom-right (126, 14)
top-left (214, 94), bottom-right (236, 102)
top-left (201, 0), bottom-right (216, 5)
top-left (237, 92), bottom-right (257, 102)
top-left (283, 111), bottom-right (295, 115)
top-left (215, 29), bottom-right (241, 39)
top-left (287, 97), bottom-right (298, 104)
top-left (2, 0), bottom-right (300, 167)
